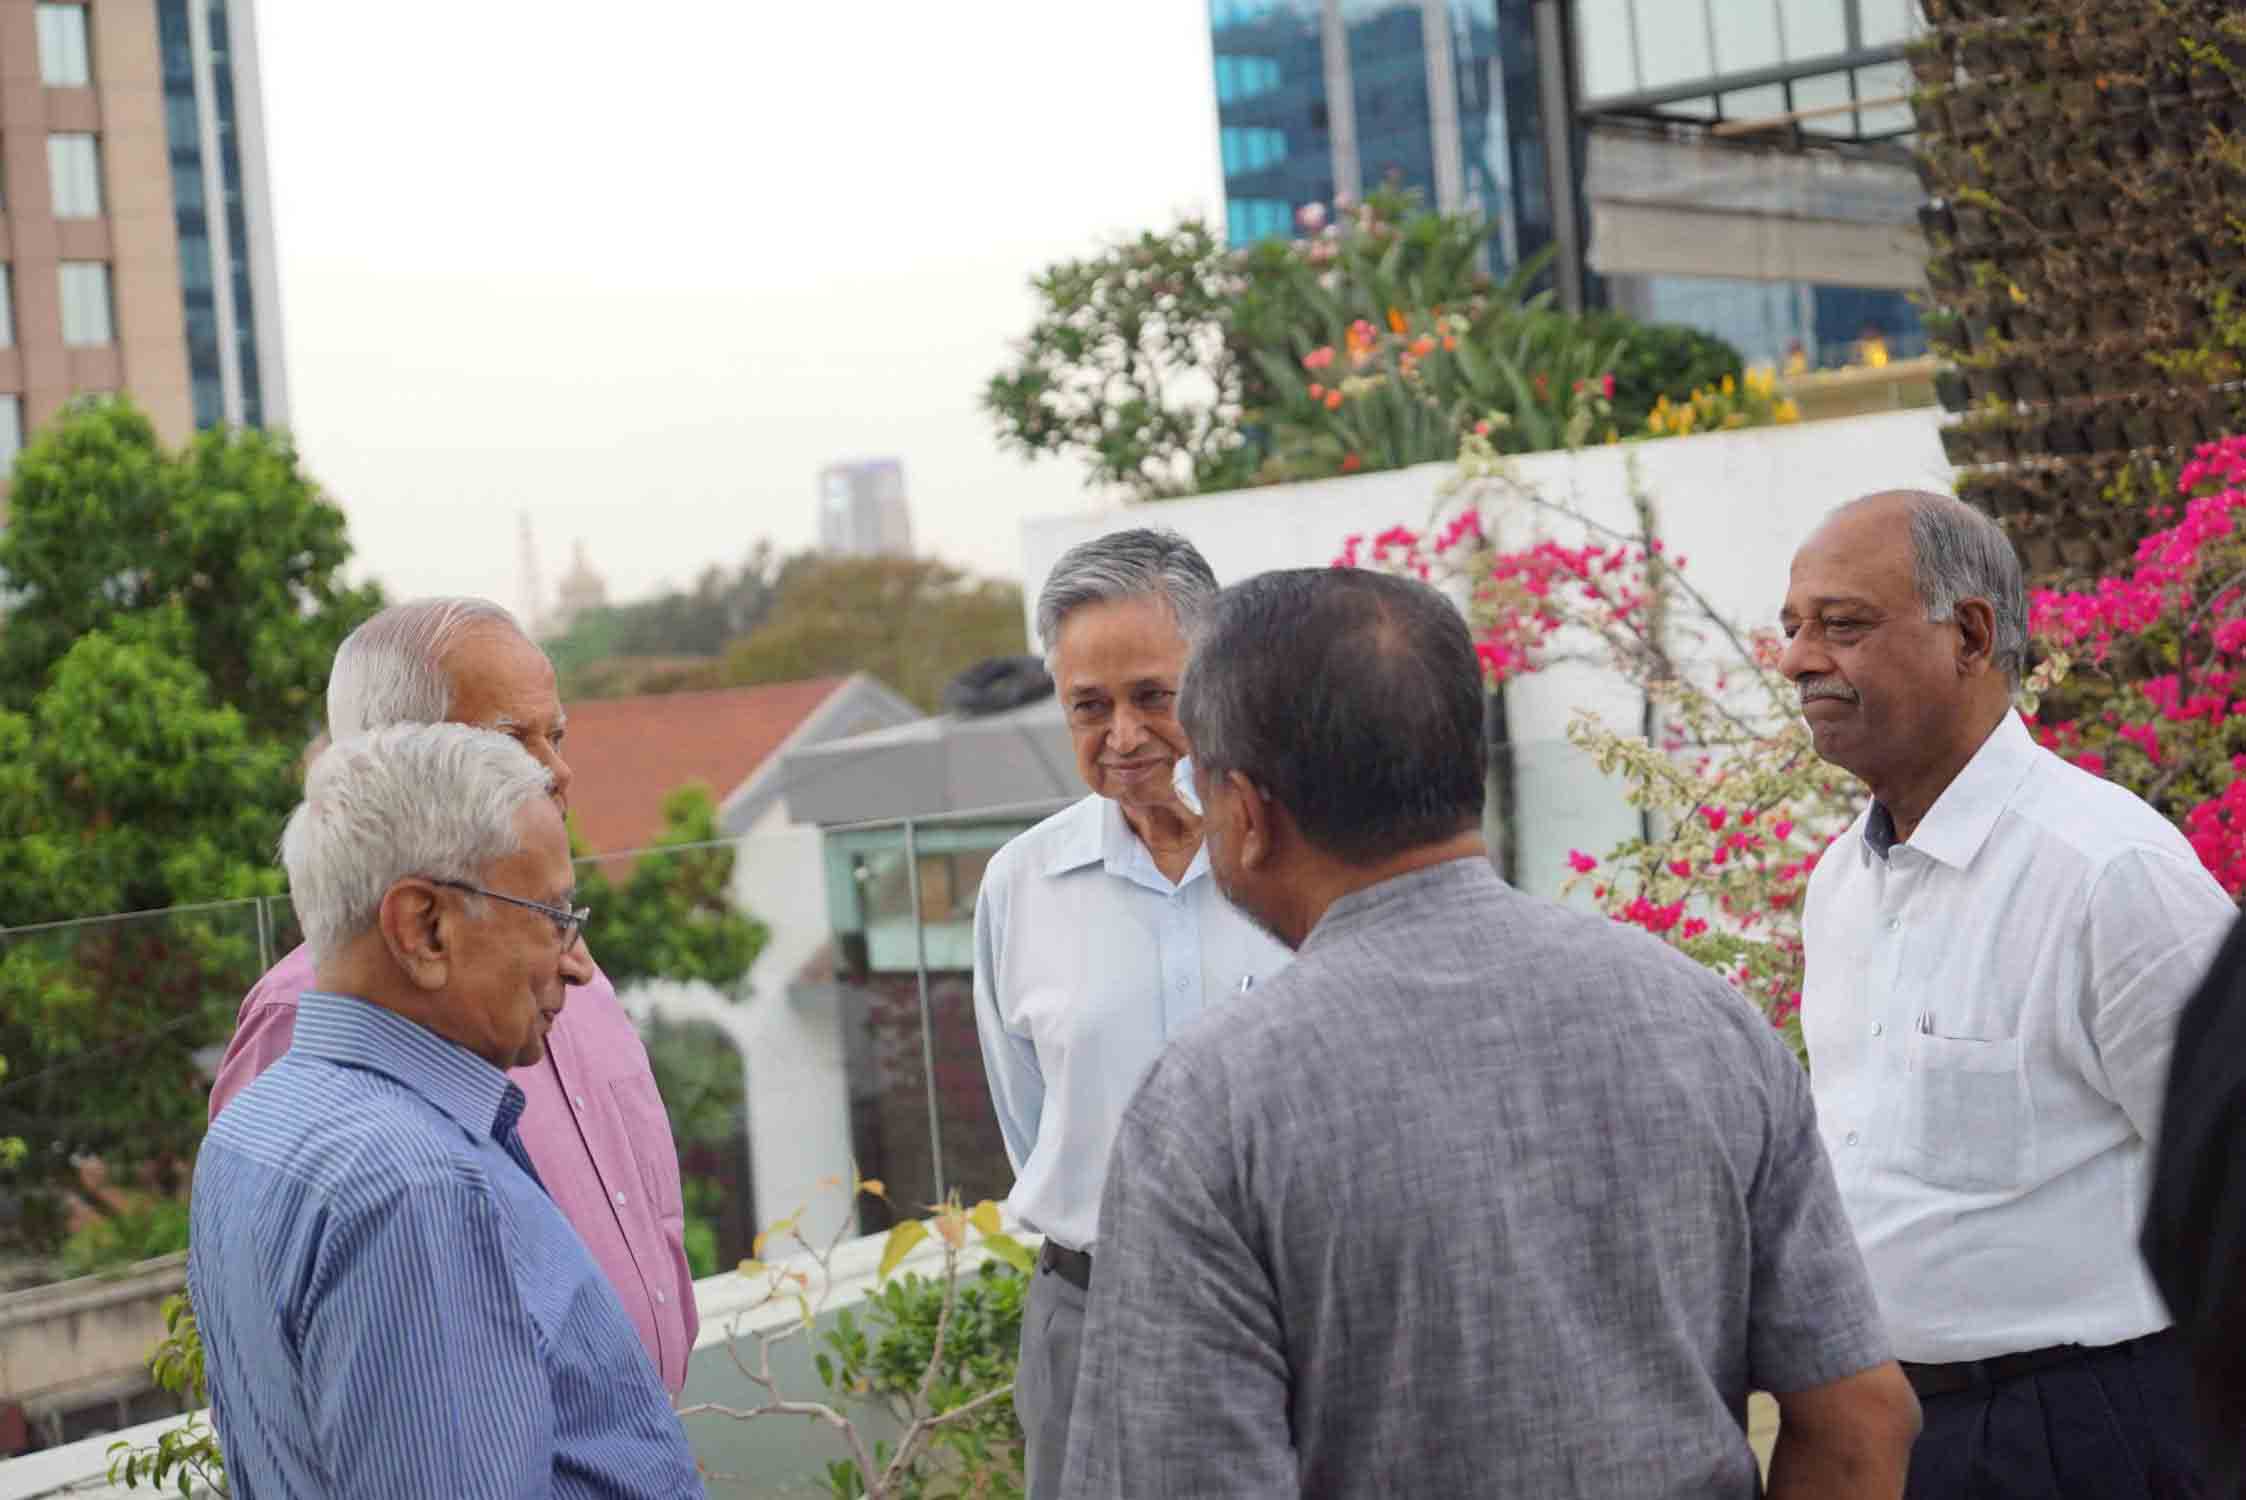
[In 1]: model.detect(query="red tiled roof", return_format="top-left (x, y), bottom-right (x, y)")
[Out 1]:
top-left (561, 678), bottom-right (848, 859)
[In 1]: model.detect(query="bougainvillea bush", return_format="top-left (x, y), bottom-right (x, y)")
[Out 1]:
top-left (1341, 434), bottom-right (1865, 1056)
top-left (2027, 434), bottom-right (2246, 897)
top-left (1345, 433), bottom-right (2246, 1058)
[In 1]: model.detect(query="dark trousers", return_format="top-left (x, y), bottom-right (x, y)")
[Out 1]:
top-left (1907, 1332), bottom-right (2210, 1500)
top-left (1016, 1261), bottom-right (1087, 1500)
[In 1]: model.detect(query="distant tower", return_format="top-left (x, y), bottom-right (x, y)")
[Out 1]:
top-left (553, 541), bottom-right (609, 634)
top-left (816, 459), bottom-right (913, 558)
top-left (518, 512), bottom-right (546, 637)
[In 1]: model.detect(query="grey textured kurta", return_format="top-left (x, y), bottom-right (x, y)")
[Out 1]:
top-left (1059, 857), bottom-right (1889, 1499)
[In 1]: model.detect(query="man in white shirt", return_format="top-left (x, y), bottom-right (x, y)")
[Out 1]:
top-left (972, 528), bottom-right (1291, 1498)
top-left (1784, 490), bottom-right (2233, 1497)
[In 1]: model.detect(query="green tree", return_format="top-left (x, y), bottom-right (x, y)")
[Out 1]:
top-left (0, 399), bottom-right (383, 1236)
top-left (719, 556), bottom-right (1027, 712)
top-left (986, 189), bottom-right (1743, 498)
top-left (545, 541), bottom-right (795, 694)
top-left (574, 784), bottom-right (768, 1276)
top-left (574, 783), bottom-right (769, 994)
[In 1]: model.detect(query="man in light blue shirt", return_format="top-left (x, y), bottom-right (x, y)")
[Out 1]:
top-left (973, 529), bottom-right (1289, 1498)
top-left (189, 723), bottom-right (702, 1499)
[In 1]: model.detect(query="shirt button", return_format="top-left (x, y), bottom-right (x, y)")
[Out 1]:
top-left (654, 1290), bottom-right (667, 1305)
top-left (1887, 918), bottom-right (1902, 932)
top-left (1871, 1022), bottom-right (1884, 1037)
top-left (613, 1190), bottom-right (627, 1207)
top-left (1845, 1131), bottom-right (1861, 1146)
top-left (573, 1095), bottom-right (587, 1110)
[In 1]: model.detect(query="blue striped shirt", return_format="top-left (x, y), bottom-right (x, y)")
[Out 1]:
top-left (188, 994), bottom-right (703, 1499)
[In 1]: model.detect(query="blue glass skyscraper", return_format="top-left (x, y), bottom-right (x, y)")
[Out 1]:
top-left (1205, 0), bottom-right (1925, 367)
top-left (155, 0), bottom-right (287, 431)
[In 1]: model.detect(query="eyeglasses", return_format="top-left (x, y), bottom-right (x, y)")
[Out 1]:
top-left (430, 879), bottom-right (591, 945)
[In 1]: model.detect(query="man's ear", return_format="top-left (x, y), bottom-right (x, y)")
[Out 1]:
top-left (379, 880), bottom-right (451, 993)
top-left (1953, 597), bottom-right (1999, 676)
top-left (1226, 769), bottom-right (1276, 871)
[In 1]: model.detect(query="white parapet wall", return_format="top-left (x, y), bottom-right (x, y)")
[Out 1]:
top-left (1018, 408), bottom-right (1950, 896)
top-left (0, 1226), bottom-right (1021, 1499)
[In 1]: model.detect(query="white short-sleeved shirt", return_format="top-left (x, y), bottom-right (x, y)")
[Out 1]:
top-left (1804, 710), bottom-right (2235, 1362)
top-left (971, 794), bottom-right (1292, 1252)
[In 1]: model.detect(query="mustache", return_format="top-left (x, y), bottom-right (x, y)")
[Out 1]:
top-left (1798, 676), bottom-right (1859, 706)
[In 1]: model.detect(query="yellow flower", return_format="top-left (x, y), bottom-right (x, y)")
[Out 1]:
top-left (1774, 398), bottom-right (1802, 424)
top-left (1746, 365), bottom-right (1775, 399)
top-left (1721, 373), bottom-right (1736, 396)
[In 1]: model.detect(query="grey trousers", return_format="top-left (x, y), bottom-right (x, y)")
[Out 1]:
top-left (1015, 1260), bottom-right (1088, 1500)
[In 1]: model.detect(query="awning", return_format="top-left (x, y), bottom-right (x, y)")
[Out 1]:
top-left (1583, 127), bottom-right (1926, 290)
top-left (778, 698), bottom-right (1079, 826)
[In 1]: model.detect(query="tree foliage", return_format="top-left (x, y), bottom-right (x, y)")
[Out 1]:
top-left (984, 187), bottom-right (1744, 499)
top-left (575, 783), bottom-right (769, 995)
top-left (720, 556), bottom-right (1027, 712)
top-left (545, 541), bottom-right (794, 692)
top-left (0, 401), bottom-right (382, 1235)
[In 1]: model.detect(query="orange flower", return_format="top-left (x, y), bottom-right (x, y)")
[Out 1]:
top-left (1387, 306), bottom-right (1408, 335)
top-left (1324, 389), bottom-right (1344, 411)
top-left (1341, 452), bottom-right (1364, 472)
top-left (1442, 335), bottom-right (1457, 352)
top-left (1410, 335), bottom-right (1436, 358)
top-left (1308, 382), bottom-right (1326, 399)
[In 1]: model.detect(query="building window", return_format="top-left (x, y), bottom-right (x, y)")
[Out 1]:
top-left (0, 396), bottom-right (22, 472)
top-left (36, 4), bottom-right (92, 87)
top-left (1220, 125), bottom-right (1290, 174)
top-left (0, 266), bottom-right (13, 348)
top-left (58, 262), bottom-right (114, 346)
top-left (1226, 198), bottom-right (1294, 244)
top-left (48, 134), bottom-right (103, 218)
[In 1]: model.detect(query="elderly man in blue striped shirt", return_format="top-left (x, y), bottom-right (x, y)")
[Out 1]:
top-left (187, 723), bottom-right (702, 1499)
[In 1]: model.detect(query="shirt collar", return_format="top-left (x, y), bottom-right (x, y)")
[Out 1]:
top-left (290, 992), bottom-right (527, 1146)
top-left (1861, 710), bottom-right (2038, 871)
top-left (1040, 793), bottom-right (1209, 893)
top-left (1303, 855), bottom-right (1502, 952)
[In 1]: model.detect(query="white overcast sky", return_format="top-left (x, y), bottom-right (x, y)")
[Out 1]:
top-left (256, 2), bottom-right (1224, 614)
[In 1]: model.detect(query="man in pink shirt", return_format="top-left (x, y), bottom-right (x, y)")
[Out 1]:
top-left (207, 598), bottom-right (700, 1395)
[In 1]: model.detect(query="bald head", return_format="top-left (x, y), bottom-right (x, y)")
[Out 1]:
top-left (1823, 490), bottom-right (2026, 690)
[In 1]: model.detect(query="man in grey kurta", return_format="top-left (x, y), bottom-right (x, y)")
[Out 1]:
top-left (1060, 567), bottom-right (1921, 1500)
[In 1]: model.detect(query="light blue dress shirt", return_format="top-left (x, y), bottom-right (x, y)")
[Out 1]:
top-left (972, 794), bottom-right (1292, 1251)
top-left (188, 993), bottom-right (703, 1499)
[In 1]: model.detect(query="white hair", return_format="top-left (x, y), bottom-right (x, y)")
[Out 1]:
top-left (1035, 528), bottom-right (1219, 674)
top-left (327, 598), bottom-right (525, 738)
top-left (281, 723), bottom-right (556, 964)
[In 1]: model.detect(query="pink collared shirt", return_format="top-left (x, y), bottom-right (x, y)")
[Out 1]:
top-left (207, 945), bottom-right (699, 1394)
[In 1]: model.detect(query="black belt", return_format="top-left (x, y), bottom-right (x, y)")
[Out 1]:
top-left (1039, 1240), bottom-right (1091, 1291)
top-left (1900, 1340), bottom-right (2108, 1399)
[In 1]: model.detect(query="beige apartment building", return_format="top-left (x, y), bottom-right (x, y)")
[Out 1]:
top-left (0, 0), bottom-right (287, 517)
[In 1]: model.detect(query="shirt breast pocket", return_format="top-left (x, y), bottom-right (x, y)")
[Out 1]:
top-left (609, 1074), bottom-right (686, 1226)
top-left (1902, 1029), bottom-right (2034, 1192)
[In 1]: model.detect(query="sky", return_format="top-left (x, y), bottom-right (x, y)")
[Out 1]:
top-left (254, 2), bottom-right (1227, 616)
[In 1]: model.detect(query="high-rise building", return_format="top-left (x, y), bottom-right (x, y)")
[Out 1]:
top-left (0, 0), bottom-right (288, 510)
top-left (1205, 0), bottom-right (1927, 369)
top-left (817, 458), bottom-right (913, 559)
top-left (1212, 0), bottom-right (1548, 271)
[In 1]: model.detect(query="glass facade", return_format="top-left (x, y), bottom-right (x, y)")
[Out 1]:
top-left (1209, 0), bottom-right (1329, 246)
top-left (1453, 0), bottom-right (1549, 272)
top-left (1208, 1), bottom-right (1551, 278)
top-left (1573, 0), bottom-right (1923, 366)
top-left (1206, 1), bottom-right (1917, 362)
top-left (155, 0), bottom-right (263, 430)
